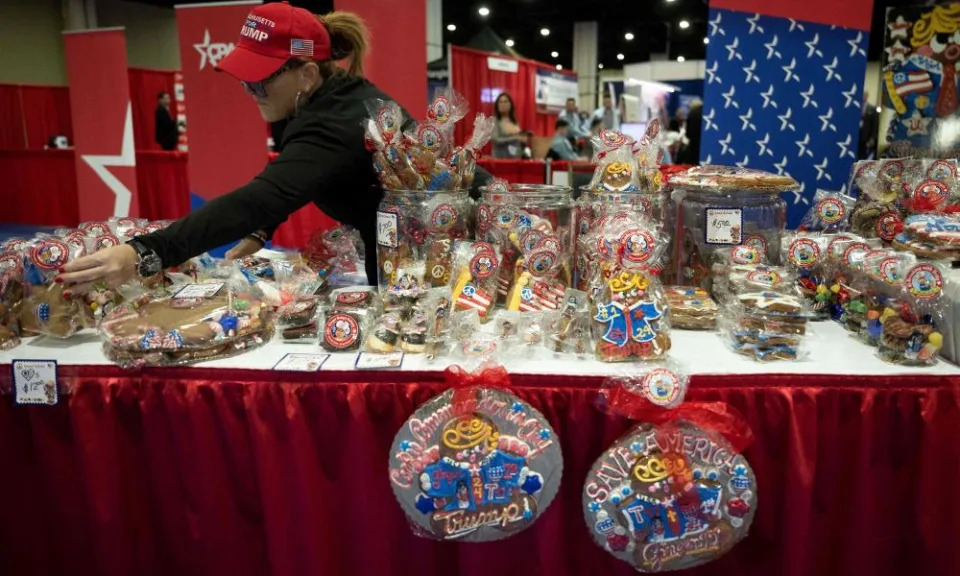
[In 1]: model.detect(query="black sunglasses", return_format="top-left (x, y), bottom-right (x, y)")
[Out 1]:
top-left (241, 60), bottom-right (305, 98)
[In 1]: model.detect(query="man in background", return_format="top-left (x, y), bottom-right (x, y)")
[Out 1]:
top-left (859, 92), bottom-right (878, 160)
top-left (593, 93), bottom-right (621, 131)
top-left (154, 92), bottom-right (178, 151)
top-left (558, 98), bottom-right (587, 139)
top-left (549, 119), bottom-right (580, 160)
top-left (677, 99), bottom-right (702, 165)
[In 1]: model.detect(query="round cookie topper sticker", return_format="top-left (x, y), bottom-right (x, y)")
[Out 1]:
top-left (906, 264), bottom-right (943, 299)
top-left (788, 237), bottom-right (820, 269)
top-left (429, 95), bottom-right (451, 124)
top-left (827, 235), bottom-right (855, 260)
top-left (881, 160), bottom-right (904, 181)
top-left (927, 159), bottom-right (957, 182)
top-left (494, 206), bottom-right (517, 229)
top-left (430, 203), bottom-right (457, 232)
top-left (879, 257), bottom-right (903, 285)
top-left (527, 250), bottom-right (556, 277)
top-left (521, 230), bottom-right (543, 253)
top-left (914, 180), bottom-right (950, 209)
top-left (30, 239), bottom-right (69, 271)
top-left (95, 233), bottom-right (121, 251)
top-left (324, 313), bottom-right (360, 349)
top-left (336, 291), bottom-right (368, 305)
top-left (842, 241), bottom-right (871, 265)
top-left (0, 251), bottom-right (23, 274)
top-left (816, 197), bottom-right (846, 224)
top-left (535, 235), bottom-right (562, 255)
top-left (619, 229), bottom-right (656, 265)
top-left (470, 251), bottom-right (497, 279)
top-left (747, 269), bottom-right (782, 288)
top-left (81, 222), bottom-right (111, 236)
top-left (876, 211), bottom-right (903, 241)
top-left (639, 368), bottom-right (685, 408)
top-left (417, 124), bottom-right (444, 151)
top-left (743, 234), bottom-right (768, 255)
top-left (730, 245), bottom-right (760, 265)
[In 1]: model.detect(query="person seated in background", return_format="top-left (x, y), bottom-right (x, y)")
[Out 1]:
top-left (557, 98), bottom-right (588, 139)
top-left (593, 92), bottom-right (621, 131)
top-left (548, 119), bottom-right (580, 160)
top-left (676, 99), bottom-right (703, 165)
top-left (154, 91), bottom-right (178, 151)
top-left (491, 92), bottom-right (529, 158)
top-left (582, 117), bottom-right (604, 159)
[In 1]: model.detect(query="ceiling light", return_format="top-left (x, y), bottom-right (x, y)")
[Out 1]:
top-left (679, 20), bottom-right (690, 29)
top-left (551, 51), bottom-right (559, 58)
top-left (540, 28), bottom-right (550, 36)
top-left (617, 53), bottom-right (625, 61)
top-left (556, 64), bottom-right (562, 70)
top-left (876, 106), bottom-right (882, 114)
top-left (625, 32), bottom-right (635, 41)
top-left (505, 39), bottom-right (515, 47)
top-left (703, 36), bottom-right (709, 44)
top-left (478, 6), bottom-right (490, 16)
top-left (666, 0), bottom-right (676, 2)
top-left (446, 24), bottom-right (456, 32)
top-left (677, 56), bottom-right (686, 62)
top-left (598, 63), bottom-right (604, 69)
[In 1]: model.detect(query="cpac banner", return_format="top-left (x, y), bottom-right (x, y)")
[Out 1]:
top-left (534, 68), bottom-right (579, 111)
top-left (175, 1), bottom-right (265, 205)
top-left (701, 0), bottom-right (875, 227)
top-left (62, 28), bottom-right (139, 220)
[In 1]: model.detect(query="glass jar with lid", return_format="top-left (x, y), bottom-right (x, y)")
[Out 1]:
top-left (476, 184), bottom-right (575, 311)
top-left (665, 165), bottom-right (795, 289)
top-left (376, 189), bottom-right (472, 296)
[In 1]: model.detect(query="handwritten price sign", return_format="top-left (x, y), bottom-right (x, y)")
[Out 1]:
top-left (705, 208), bottom-right (743, 245)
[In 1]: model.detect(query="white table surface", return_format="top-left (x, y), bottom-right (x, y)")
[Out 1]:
top-left (2, 321), bottom-right (958, 378)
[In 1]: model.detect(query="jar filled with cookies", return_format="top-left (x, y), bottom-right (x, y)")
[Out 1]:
top-left (477, 180), bottom-right (575, 311)
top-left (376, 189), bottom-right (471, 298)
top-left (667, 165), bottom-right (795, 290)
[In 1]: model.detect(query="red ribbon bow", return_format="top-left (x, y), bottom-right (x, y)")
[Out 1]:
top-left (603, 386), bottom-right (755, 453)
top-left (443, 364), bottom-right (512, 414)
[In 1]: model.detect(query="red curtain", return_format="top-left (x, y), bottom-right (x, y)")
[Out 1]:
top-left (135, 151), bottom-right (191, 221)
top-left (0, 84), bottom-right (72, 150)
top-left (0, 149), bottom-right (79, 225)
top-left (128, 68), bottom-right (177, 151)
top-left (450, 46), bottom-right (574, 146)
top-left (0, 368), bottom-right (958, 576)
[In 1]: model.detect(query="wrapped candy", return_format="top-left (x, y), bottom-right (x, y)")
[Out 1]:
top-left (449, 241), bottom-right (501, 322)
top-left (859, 250), bottom-right (913, 346)
top-left (878, 262), bottom-right (946, 366)
top-left (584, 373), bottom-right (756, 572)
top-left (781, 233), bottom-right (831, 320)
top-left (99, 282), bottom-right (273, 368)
top-left (18, 237), bottom-right (86, 338)
top-left (798, 189), bottom-right (856, 232)
top-left (388, 377), bottom-right (563, 541)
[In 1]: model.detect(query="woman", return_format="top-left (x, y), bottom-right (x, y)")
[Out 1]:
top-left (491, 92), bottom-right (528, 159)
top-left (60, 3), bottom-right (452, 292)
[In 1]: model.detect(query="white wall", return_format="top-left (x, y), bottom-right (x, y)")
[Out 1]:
top-left (0, 0), bottom-right (67, 85)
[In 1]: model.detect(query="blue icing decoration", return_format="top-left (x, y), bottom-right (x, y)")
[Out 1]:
top-left (630, 442), bottom-right (642, 453)
top-left (589, 501), bottom-right (601, 512)
top-left (399, 440), bottom-right (411, 452)
top-left (511, 401), bottom-right (525, 413)
top-left (414, 494), bottom-right (436, 514)
top-left (219, 315), bottom-right (239, 333)
top-left (521, 473), bottom-right (542, 495)
top-left (36, 303), bottom-right (50, 324)
top-left (538, 429), bottom-right (551, 440)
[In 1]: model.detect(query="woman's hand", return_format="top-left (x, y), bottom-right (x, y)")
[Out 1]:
top-left (58, 244), bottom-right (139, 296)
top-left (225, 236), bottom-right (264, 260)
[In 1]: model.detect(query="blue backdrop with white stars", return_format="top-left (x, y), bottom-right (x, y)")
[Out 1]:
top-left (700, 8), bottom-right (870, 227)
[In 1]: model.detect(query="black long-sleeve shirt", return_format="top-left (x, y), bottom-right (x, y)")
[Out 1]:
top-left (155, 105), bottom-right (178, 151)
top-left (137, 73), bottom-right (490, 284)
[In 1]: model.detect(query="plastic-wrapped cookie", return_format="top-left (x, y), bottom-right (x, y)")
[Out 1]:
top-left (583, 421), bottom-right (757, 572)
top-left (388, 388), bottom-right (563, 542)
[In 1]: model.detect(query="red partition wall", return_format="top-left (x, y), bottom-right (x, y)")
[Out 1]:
top-left (0, 84), bottom-right (72, 150)
top-left (450, 46), bottom-right (572, 145)
top-left (128, 68), bottom-right (177, 151)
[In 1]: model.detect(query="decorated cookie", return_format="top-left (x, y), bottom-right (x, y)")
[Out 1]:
top-left (583, 421), bottom-right (756, 572)
top-left (388, 387), bottom-right (563, 542)
top-left (664, 286), bottom-right (718, 330)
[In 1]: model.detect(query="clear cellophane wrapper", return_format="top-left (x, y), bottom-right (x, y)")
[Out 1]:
top-left (364, 99), bottom-right (423, 190)
top-left (267, 261), bottom-right (324, 342)
top-left (798, 189), bottom-right (857, 233)
top-left (632, 119), bottom-right (666, 193)
top-left (822, 235), bottom-right (879, 322)
top-left (321, 285), bottom-right (380, 352)
top-left (589, 144), bottom-right (642, 193)
top-left (365, 287), bottom-right (450, 356)
top-left (541, 288), bottom-right (591, 355)
top-left (450, 113), bottom-right (495, 190)
top-left (584, 214), bottom-right (672, 362)
top-left (449, 241), bottom-right (502, 323)
top-left (600, 360), bottom-right (691, 411)
top-left (859, 250), bottom-right (914, 347)
top-left (480, 194), bottom-right (573, 313)
top-left (723, 289), bottom-right (810, 362)
top-left (19, 236), bottom-right (87, 338)
top-left (0, 259), bottom-right (24, 350)
top-left (831, 242), bottom-right (878, 336)
top-left (894, 213), bottom-right (960, 260)
top-left (877, 262), bottom-right (946, 366)
top-left (304, 225), bottom-right (363, 285)
top-left (447, 308), bottom-right (503, 370)
top-left (849, 160), bottom-right (905, 243)
top-left (99, 282), bottom-right (273, 368)
top-left (708, 244), bottom-right (769, 304)
top-left (901, 158), bottom-right (959, 214)
top-left (780, 233), bottom-right (832, 320)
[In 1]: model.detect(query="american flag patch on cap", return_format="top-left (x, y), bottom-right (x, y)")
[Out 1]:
top-left (291, 39), bottom-right (314, 56)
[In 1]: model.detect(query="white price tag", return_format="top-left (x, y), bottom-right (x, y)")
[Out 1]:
top-left (355, 351), bottom-right (404, 370)
top-left (705, 208), bottom-right (743, 245)
top-left (272, 353), bottom-right (330, 372)
top-left (12, 360), bottom-right (58, 405)
top-left (172, 283), bottom-right (224, 299)
top-left (377, 211), bottom-right (398, 248)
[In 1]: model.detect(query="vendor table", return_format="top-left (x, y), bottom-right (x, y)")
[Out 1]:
top-left (2, 322), bottom-right (959, 576)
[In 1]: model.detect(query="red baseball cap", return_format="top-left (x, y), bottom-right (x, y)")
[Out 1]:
top-left (216, 1), bottom-right (331, 82)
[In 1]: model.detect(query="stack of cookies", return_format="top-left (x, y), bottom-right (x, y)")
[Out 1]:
top-left (726, 291), bottom-right (808, 361)
top-left (892, 215), bottom-right (960, 261)
top-left (664, 286), bottom-right (718, 330)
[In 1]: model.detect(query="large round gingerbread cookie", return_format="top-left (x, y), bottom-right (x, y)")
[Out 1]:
top-left (583, 421), bottom-right (756, 572)
top-left (388, 388), bottom-right (563, 542)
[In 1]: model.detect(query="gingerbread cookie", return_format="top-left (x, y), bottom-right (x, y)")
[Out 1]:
top-left (664, 286), bottom-right (718, 330)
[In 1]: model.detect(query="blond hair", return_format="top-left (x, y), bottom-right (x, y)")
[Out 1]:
top-left (317, 11), bottom-right (370, 78)
top-left (912, 4), bottom-right (960, 49)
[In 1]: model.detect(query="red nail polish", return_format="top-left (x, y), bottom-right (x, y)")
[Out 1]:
top-left (63, 291), bottom-right (73, 299)
top-left (59, 267), bottom-right (65, 273)
top-left (55, 277), bottom-right (63, 284)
